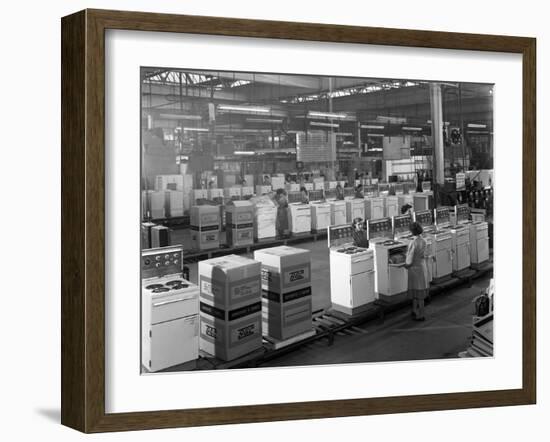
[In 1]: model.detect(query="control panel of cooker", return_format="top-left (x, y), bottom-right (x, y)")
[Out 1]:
top-left (142, 245), bottom-right (183, 279)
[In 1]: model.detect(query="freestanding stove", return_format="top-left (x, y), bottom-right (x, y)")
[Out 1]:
top-left (448, 204), bottom-right (472, 272)
top-left (328, 224), bottom-right (375, 315)
top-left (424, 207), bottom-right (454, 280)
top-left (309, 190), bottom-right (331, 233)
top-left (368, 217), bottom-right (408, 300)
top-left (141, 245), bottom-right (199, 372)
top-left (287, 191), bottom-right (312, 235)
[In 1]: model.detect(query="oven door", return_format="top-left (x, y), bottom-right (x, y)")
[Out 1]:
top-left (149, 314), bottom-right (199, 372)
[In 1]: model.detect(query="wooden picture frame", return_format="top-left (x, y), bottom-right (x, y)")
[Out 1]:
top-left (61, 9), bottom-right (536, 433)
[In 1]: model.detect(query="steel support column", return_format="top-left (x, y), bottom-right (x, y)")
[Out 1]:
top-left (429, 83), bottom-right (445, 185)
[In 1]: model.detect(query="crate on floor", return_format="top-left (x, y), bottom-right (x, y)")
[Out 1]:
top-left (198, 255), bottom-right (263, 361)
top-left (254, 246), bottom-right (313, 341)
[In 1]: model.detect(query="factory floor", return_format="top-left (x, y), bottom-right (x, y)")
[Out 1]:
top-left (171, 230), bottom-right (492, 366)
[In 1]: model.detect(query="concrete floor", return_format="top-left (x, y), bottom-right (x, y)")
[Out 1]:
top-left (258, 275), bottom-right (491, 367)
top-left (170, 229), bottom-right (492, 366)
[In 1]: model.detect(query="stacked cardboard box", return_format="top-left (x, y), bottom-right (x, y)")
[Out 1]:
top-left (198, 255), bottom-right (262, 361)
top-left (254, 246), bottom-right (313, 340)
top-left (146, 190), bottom-right (165, 219)
top-left (190, 205), bottom-right (220, 250)
top-left (226, 201), bottom-right (254, 247)
top-left (164, 190), bottom-right (184, 217)
top-left (155, 174), bottom-right (184, 191)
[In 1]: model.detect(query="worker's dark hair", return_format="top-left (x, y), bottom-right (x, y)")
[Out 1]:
top-left (401, 203), bottom-right (412, 214)
top-left (409, 221), bottom-right (423, 236)
top-left (275, 188), bottom-right (286, 196)
top-left (300, 186), bottom-right (308, 193)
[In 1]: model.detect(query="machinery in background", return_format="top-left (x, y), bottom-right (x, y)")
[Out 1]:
top-left (309, 190), bottom-right (331, 233)
top-left (328, 224), bottom-right (376, 315)
top-left (254, 246), bottom-right (313, 341)
top-left (198, 255), bottom-right (263, 361)
top-left (190, 205), bottom-right (220, 250)
top-left (141, 245), bottom-right (199, 372)
top-left (225, 200), bottom-right (254, 247)
top-left (368, 217), bottom-right (408, 300)
top-left (288, 191), bottom-right (312, 236)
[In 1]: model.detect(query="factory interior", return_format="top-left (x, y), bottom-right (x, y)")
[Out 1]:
top-left (140, 68), bottom-right (494, 373)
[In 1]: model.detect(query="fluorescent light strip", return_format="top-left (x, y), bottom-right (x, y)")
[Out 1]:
top-left (367, 133), bottom-right (384, 138)
top-left (467, 123), bottom-right (487, 128)
top-left (310, 122), bottom-right (339, 128)
top-left (234, 151), bottom-right (255, 155)
top-left (246, 118), bottom-right (283, 124)
top-left (182, 127), bottom-right (209, 132)
top-left (335, 132), bottom-right (353, 136)
top-left (159, 113), bottom-right (202, 121)
top-left (402, 127), bottom-right (423, 131)
top-left (218, 105), bottom-right (270, 113)
top-left (308, 111), bottom-right (349, 120)
top-left (360, 124), bottom-right (385, 130)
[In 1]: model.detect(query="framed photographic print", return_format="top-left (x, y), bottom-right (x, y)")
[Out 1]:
top-left (61, 9), bottom-right (536, 433)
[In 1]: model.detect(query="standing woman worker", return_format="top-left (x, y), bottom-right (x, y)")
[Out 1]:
top-left (404, 222), bottom-right (430, 321)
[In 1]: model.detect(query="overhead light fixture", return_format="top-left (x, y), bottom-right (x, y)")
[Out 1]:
top-left (467, 130), bottom-right (489, 134)
top-left (234, 151), bottom-right (255, 155)
top-left (310, 122), bottom-right (339, 128)
top-left (246, 118), bottom-right (283, 124)
top-left (367, 133), bottom-right (384, 138)
top-left (218, 104), bottom-right (270, 113)
top-left (159, 113), bottom-right (202, 121)
top-left (335, 132), bottom-right (353, 137)
top-left (360, 124), bottom-right (384, 130)
top-left (308, 111), bottom-right (349, 120)
top-left (182, 127), bottom-right (209, 132)
top-left (402, 126), bottom-right (423, 131)
top-left (467, 123), bottom-right (487, 129)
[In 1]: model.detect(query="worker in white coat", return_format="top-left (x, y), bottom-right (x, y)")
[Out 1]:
top-left (404, 222), bottom-right (430, 321)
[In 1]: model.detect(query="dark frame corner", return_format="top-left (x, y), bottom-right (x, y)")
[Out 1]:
top-left (61, 9), bottom-right (536, 433)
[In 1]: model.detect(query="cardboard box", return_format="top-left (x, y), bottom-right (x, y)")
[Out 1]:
top-left (190, 205), bottom-right (220, 250)
top-left (226, 201), bottom-right (254, 247)
top-left (141, 222), bottom-right (155, 249)
top-left (147, 190), bottom-right (165, 219)
top-left (254, 246), bottom-right (312, 340)
top-left (155, 174), bottom-right (184, 191)
top-left (151, 225), bottom-right (171, 248)
top-left (199, 255), bottom-right (262, 360)
top-left (164, 190), bottom-right (184, 217)
top-left (192, 189), bottom-right (208, 205)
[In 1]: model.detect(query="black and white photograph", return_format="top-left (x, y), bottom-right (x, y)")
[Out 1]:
top-left (140, 67), bottom-right (494, 374)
